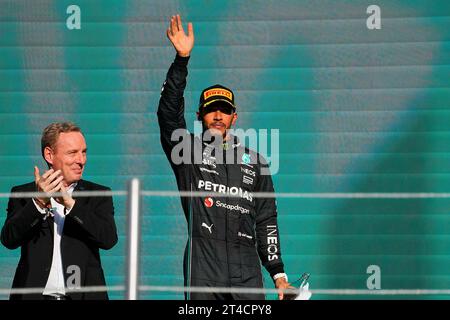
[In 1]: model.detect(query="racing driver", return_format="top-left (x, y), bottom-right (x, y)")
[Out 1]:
top-left (157, 14), bottom-right (293, 300)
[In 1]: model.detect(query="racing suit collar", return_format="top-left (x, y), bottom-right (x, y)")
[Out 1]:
top-left (202, 134), bottom-right (240, 149)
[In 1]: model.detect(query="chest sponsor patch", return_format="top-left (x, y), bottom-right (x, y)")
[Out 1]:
top-left (204, 197), bottom-right (214, 208)
top-left (243, 175), bottom-right (254, 185)
top-left (199, 167), bottom-right (220, 176)
top-left (241, 153), bottom-right (251, 165)
top-left (204, 197), bottom-right (250, 214)
top-left (198, 179), bottom-right (253, 202)
top-left (241, 167), bottom-right (256, 177)
top-left (215, 200), bottom-right (250, 214)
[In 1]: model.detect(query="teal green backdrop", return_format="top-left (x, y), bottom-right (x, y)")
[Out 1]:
top-left (1, 0), bottom-right (449, 299)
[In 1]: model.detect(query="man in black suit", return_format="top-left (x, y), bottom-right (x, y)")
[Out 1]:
top-left (1, 122), bottom-right (118, 300)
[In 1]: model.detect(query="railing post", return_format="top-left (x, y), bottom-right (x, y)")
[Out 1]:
top-left (126, 178), bottom-right (141, 300)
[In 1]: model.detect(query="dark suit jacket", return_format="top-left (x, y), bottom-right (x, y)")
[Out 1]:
top-left (0, 180), bottom-right (118, 300)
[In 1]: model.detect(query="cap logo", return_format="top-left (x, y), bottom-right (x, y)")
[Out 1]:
top-left (203, 88), bottom-right (233, 101)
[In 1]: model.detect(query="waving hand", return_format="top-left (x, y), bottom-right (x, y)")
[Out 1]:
top-left (166, 14), bottom-right (194, 57)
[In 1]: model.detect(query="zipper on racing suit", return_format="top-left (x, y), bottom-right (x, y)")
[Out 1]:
top-left (224, 160), bottom-right (231, 287)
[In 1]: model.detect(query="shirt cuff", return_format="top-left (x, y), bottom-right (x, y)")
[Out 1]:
top-left (32, 198), bottom-right (48, 214)
top-left (273, 273), bottom-right (288, 282)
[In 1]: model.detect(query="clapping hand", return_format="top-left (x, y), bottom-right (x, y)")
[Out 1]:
top-left (34, 166), bottom-right (75, 210)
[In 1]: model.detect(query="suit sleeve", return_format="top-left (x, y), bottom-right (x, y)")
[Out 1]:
top-left (66, 188), bottom-right (118, 250)
top-left (255, 160), bottom-right (285, 279)
top-left (1, 186), bottom-right (43, 249)
top-left (157, 54), bottom-right (191, 165)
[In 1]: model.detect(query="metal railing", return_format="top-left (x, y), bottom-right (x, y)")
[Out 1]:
top-left (1, 184), bottom-right (450, 299)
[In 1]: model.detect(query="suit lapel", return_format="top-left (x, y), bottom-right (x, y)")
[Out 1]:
top-left (48, 180), bottom-right (85, 236)
top-left (60, 180), bottom-right (87, 234)
top-left (72, 179), bottom-right (88, 211)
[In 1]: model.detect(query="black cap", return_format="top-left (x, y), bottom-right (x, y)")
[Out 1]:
top-left (198, 84), bottom-right (236, 115)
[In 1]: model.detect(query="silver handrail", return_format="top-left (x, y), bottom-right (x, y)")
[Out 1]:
top-left (125, 178), bottom-right (141, 300)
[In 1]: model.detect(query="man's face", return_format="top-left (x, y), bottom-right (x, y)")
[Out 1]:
top-left (45, 131), bottom-right (87, 186)
top-left (200, 107), bottom-right (238, 139)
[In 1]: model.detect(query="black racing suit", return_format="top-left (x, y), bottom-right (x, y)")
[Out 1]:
top-left (157, 55), bottom-right (285, 300)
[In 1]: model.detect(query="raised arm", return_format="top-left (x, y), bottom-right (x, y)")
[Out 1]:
top-left (157, 15), bottom-right (195, 162)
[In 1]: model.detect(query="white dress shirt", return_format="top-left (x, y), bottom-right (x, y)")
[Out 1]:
top-left (33, 183), bottom-right (76, 296)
